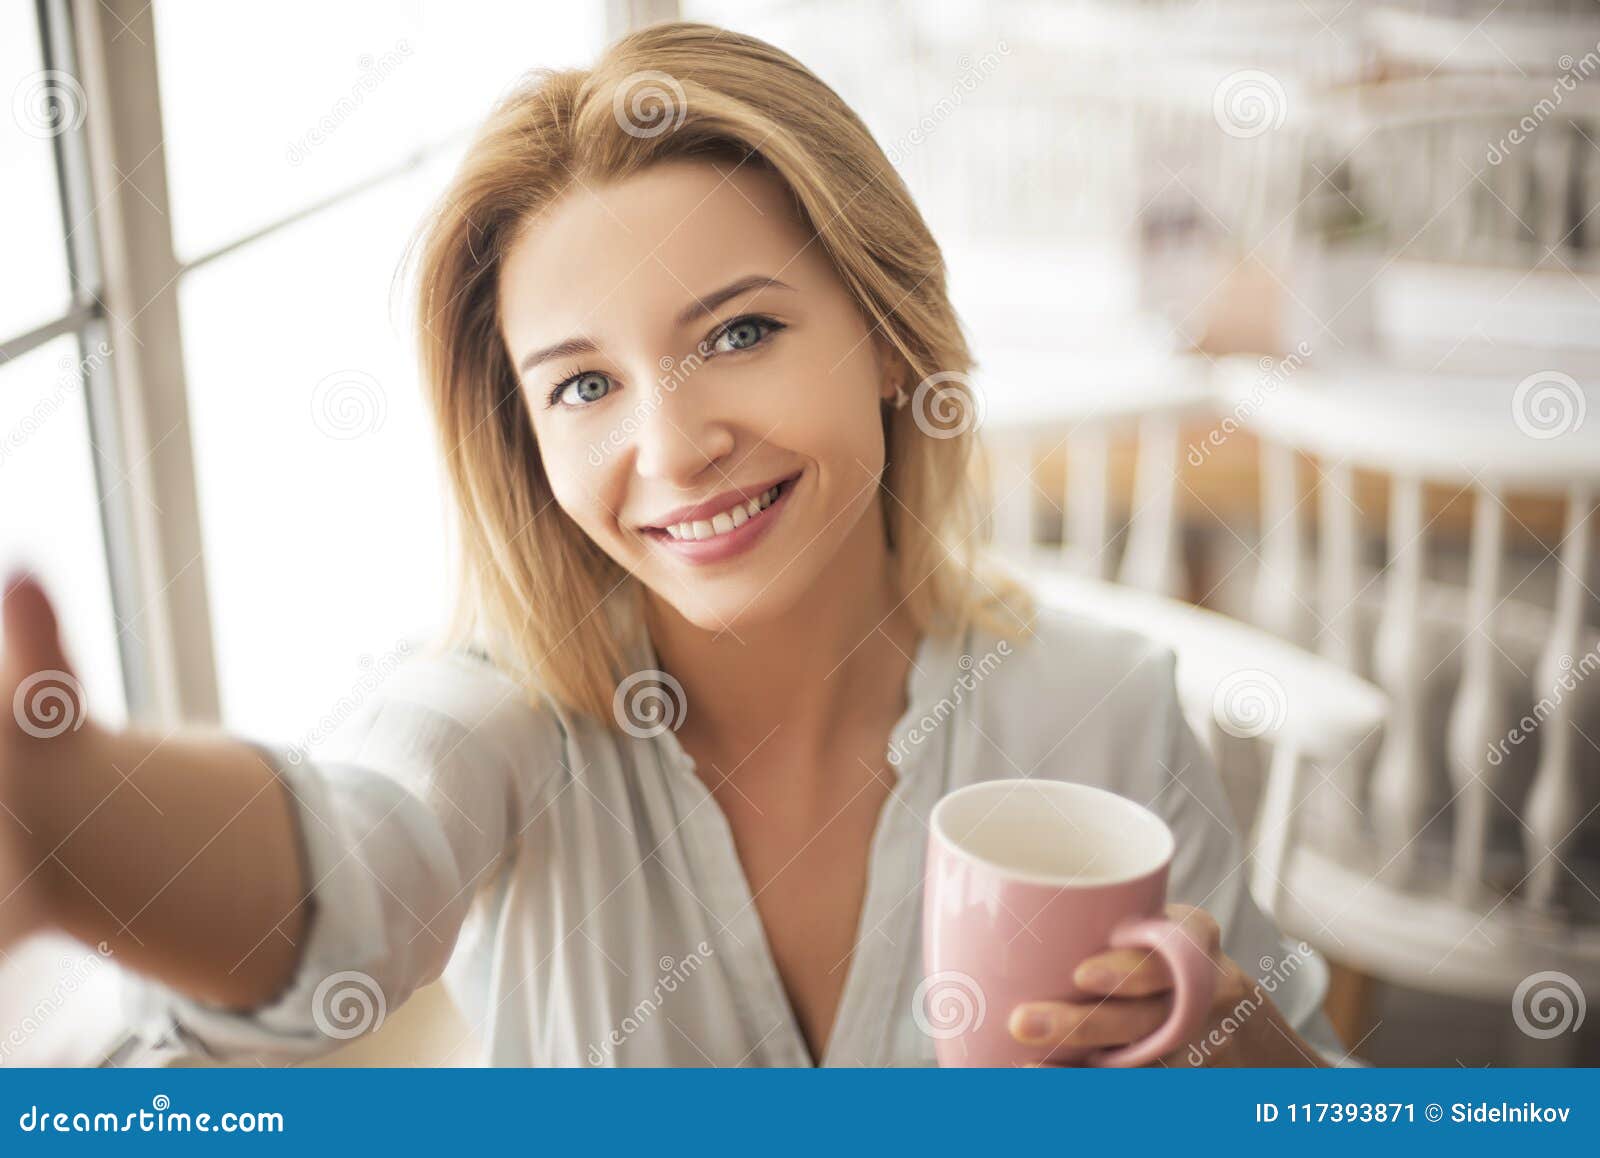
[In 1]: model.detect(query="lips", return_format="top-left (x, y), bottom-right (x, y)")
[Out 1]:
top-left (637, 470), bottom-right (803, 532)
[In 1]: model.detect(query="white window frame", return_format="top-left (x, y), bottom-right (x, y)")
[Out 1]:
top-left (1, 0), bottom-right (678, 1068)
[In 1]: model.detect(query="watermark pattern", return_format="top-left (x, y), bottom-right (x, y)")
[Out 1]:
top-left (310, 369), bottom-right (386, 439)
top-left (1486, 644), bottom-right (1600, 767)
top-left (1486, 41), bottom-right (1600, 165)
top-left (1511, 370), bottom-right (1586, 440)
top-left (612, 70), bottom-right (687, 139)
top-left (882, 42), bottom-right (1011, 168)
top-left (1511, 970), bottom-right (1586, 1040)
top-left (285, 40), bottom-right (413, 166)
top-left (911, 970), bottom-right (987, 1039)
top-left (887, 641), bottom-right (1012, 767)
top-left (585, 343), bottom-right (714, 467)
top-left (1212, 669), bottom-right (1288, 739)
top-left (16, 1095), bottom-right (284, 1134)
top-left (11, 69), bottom-right (86, 139)
top-left (12, 668), bottom-right (86, 739)
top-left (283, 641), bottom-right (412, 766)
top-left (586, 941), bottom-right (714, 1064)
top-left (613, 668), bottom-right (688, 739)
top-left (1184, 940), bottom-right (1315, 1065)
top-left (908, 370), bottom-right (985, 440)
top-left (311, 970), bottom-right (387, 1040)
top-left (0, 941), bottom-right (113, 1064)
top-left (1187, 342), bottom-right (1312, 466)
top-left (1212, 69), bottom-right (1287, 139)
top-left (0, 341), bottom-right (112, 469)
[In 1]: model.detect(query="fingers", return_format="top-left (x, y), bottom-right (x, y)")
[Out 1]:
top-left (1009, 995), bottom-right (1172, 1050)
top-left (1072, 906), bottom-right (1225, 998)
top-left (1164, 903), bottom-right (1223, 955)
top-left (1073, 947), bottom-right (1171, 997)
top-left (3, 568), bottom-right (69, 679)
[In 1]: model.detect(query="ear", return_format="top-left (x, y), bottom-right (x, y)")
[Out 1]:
top-left (871, 333), bottom-right (907, 405)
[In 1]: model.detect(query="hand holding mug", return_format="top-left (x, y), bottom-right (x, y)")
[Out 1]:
top-left (922, 778), bottom-right (1221, 1067)
top-left (921, 778), bottom-right (1321, 1067)
top-left (1009, 901), bottom-right (1270, 1067)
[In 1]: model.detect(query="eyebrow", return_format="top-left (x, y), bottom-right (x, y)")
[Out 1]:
top-left (515, 274), bottom-right (795, 377)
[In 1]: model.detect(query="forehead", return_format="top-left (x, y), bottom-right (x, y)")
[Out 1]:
top-left (498, 158), bottom-right (824, 350)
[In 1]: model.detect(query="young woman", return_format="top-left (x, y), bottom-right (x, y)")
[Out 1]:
top-left (0, 21), bottom-right (1347, 1067)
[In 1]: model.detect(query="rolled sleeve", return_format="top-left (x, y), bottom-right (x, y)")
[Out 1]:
top-left (115, 652), bottom-right (562, 1065)
top-left (118, 736), bottom-right (450, 1064)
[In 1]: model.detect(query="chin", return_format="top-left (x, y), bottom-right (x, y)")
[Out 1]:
top-left (645, 568), bottom-right (812, 635)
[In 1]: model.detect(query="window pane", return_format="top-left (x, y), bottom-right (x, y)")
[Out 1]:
top-left (0, 1), bottom-right (74, 339)
top-left (153, 0), bottom-right (605, 262)
top-left (0, 336), bottom-right (128, 728)
top-left (176, 160), bottom-right (459, 743)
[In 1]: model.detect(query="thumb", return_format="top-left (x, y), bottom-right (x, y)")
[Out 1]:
top-left (3, 570), bottom-right (84, 732)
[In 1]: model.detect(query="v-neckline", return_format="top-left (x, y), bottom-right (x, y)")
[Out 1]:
top-left (645, 625), bottom-right (957, 1066)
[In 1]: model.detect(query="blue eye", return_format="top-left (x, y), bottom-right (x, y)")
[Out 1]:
top-left (543, 314), bottom-right (784, 411)
top-left (710, 314), bottom-right (784, 355)
top-left (547, 370), bottom-right (612, 409)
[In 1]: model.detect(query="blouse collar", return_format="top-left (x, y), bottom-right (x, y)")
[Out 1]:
top-left (630, 619), bottom-right (972, 781)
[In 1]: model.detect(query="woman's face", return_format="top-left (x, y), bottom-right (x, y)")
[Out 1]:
top-left (499, 157), bottom-right (899, 632)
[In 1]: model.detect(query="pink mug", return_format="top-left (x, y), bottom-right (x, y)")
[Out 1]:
top-left (921, 778), bottom-right (1215, 1067)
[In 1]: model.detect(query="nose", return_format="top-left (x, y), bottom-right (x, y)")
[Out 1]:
top-left (629, 364), bottom-right (736, 487)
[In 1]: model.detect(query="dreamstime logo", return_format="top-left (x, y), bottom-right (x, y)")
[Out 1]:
top-left (285, 40), bottom-right (413, 166)
top-left (613, 668), bottom-right (688, 738)
top-left (908, 371), bottom-right (985, 439)
top-left (12, 669), bottom-right (86, 739)
top-left (1486, 41), bottom-right (1600, 165)
top-left (883, 41), bottom-right (1011, 168)
top-left (911, 970), bottom-right (987, 1039)
top-left (1212, 69), bottom-right (1287, 139)
top-left (1487, 644), bottom-right (1599, 767)
top-left (1511, 370), bottom-right (1586, 439)
top-left (283, 640), bottom-right (412, 765)
top-left (1187, 343), bottom-right (1312, 466)
top-left (0, 341), bottom-right (111, 469)
top-left (1512, 970), bottom-right (1586, 1040)
top-left (1211, 669), bottom-right (1288, 739)
top-left (311, 970), bottom-right (387, 1040)
top-left (887, 641), bottom-right (1012, 767)
top-left (310, 369), bottom-right (386, 439)
top-left (0, 941), bottom-right (113, 1063)
top-left (613, 70), bottom-right (687, 139)
top-left (11, 69), bottom-right (86, 139)
top-left (1185, 940), bottom-right (1315, 1066)
top-left (586, 940), bottom-right (714, 1065)
top-left (584, 344), bottom-right (714, 466)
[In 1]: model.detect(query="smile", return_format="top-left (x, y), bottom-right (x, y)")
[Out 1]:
top-left (641, 471), bottom-right (802, 564)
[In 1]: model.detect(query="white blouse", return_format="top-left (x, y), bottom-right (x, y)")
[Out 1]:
top-left (117, 600), bottom-right (1360, 1067)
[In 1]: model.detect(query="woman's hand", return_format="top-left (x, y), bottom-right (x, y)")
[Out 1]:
top-left (1006, 903), bottom-right (1328, 1067)
top-left (0, 570), bottom-right (95, 953)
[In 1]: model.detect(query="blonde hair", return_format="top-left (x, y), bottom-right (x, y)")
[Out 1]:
top-left (407, 19), bottom-right (1034, 726)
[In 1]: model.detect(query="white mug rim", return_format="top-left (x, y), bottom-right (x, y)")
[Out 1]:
top-left (929, 777), bottom-right (1176, 889)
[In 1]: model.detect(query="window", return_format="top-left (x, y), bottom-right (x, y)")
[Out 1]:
top-left (0, 0), bottom-right (618, 1066)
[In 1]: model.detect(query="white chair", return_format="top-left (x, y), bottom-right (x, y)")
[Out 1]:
top-left (1212, 356), bottom-right (1600, 1025)
top-left (1013, 558), bottom-right (1387, 900)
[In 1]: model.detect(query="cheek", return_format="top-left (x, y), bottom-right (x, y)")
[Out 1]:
top-left (542, 444), bottom-right (623, 538)
top-left (760, 349), bottom-right (887, 468)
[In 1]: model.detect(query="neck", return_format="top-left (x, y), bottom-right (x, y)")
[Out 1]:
top-left (641, 497), bottom-right (918, 762)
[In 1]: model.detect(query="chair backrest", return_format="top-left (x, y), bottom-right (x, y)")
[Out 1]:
top-left (1218, 355), bottom-right (1600, 917)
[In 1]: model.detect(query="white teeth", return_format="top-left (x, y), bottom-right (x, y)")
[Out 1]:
top-left (661, 482), bottom-right (785, 542)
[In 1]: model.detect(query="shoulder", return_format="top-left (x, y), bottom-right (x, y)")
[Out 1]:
top-left (978, 596), bottom-right (1179, 714)
top-left (310, 641), bottom-right (570, 775)
top-left (959, 594), bottom-right (1183, 793)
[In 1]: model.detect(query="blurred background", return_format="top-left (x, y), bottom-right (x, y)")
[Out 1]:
top-left (2, 0), bottom-right (1598, 1066)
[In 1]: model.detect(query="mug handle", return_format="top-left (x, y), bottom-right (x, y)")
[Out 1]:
top-left (1083, 914), bottom-right (1217, 1068)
